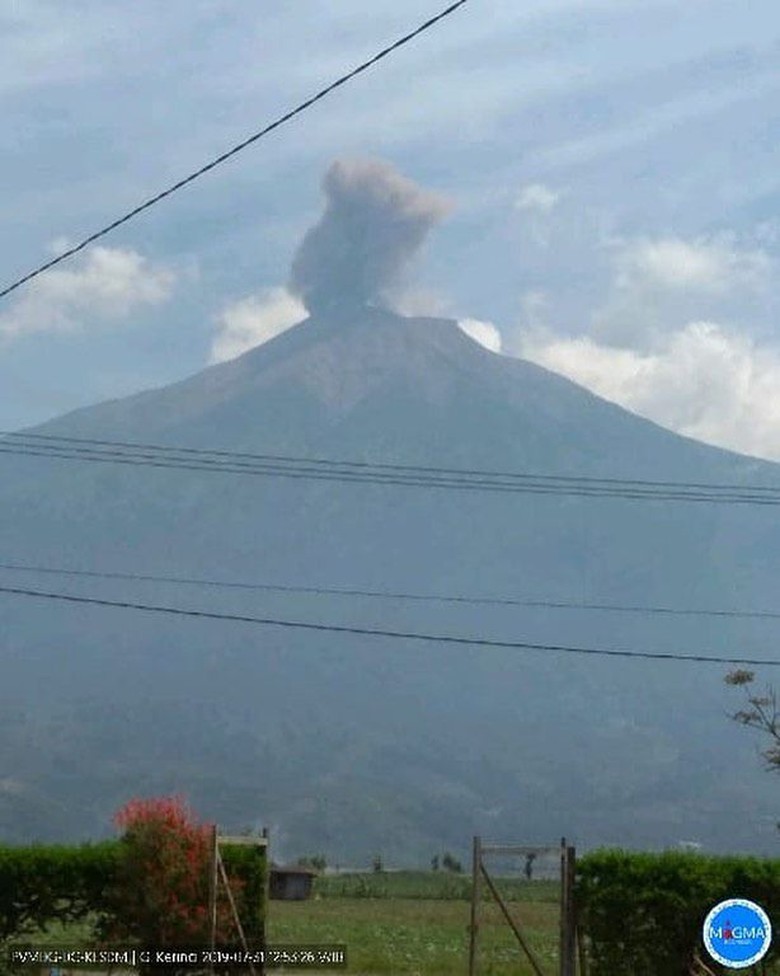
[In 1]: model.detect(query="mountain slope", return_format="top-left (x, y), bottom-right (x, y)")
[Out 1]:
top-left (2, 308), bottom-right (779, 860)
top-left (31, 307), bottom-right (777, 479)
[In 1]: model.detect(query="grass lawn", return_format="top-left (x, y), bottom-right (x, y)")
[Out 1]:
top-left (20, 873), bottom-right (780, 975)
top-left (266, 873), bottom-right (560, 975)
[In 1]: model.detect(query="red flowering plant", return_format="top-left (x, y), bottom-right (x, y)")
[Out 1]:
top-left (99, 795), bottom-right (242, 952)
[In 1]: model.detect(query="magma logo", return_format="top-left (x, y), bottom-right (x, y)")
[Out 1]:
top-left (702, 898), bottom-right (772, 969)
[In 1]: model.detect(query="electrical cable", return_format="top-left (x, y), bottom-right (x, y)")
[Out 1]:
top-left (0, 582), bottom-right (775, 667)
top-left (7, 430), bottom-right (780, 495)
top-left (1, 560), bottom-right (779, 622)
top-left (2, 431), bottom-right (780, 505)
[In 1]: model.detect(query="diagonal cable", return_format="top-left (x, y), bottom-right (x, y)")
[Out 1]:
top-left (0, 0), bottom-right (469, 301)
top-left (2, 559), bottom-right (780, 620)
top-left (0, 582), bottom-right (777, 667)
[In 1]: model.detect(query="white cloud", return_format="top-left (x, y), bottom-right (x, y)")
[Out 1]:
top-left (521, 290), bottom-right (549, 330)
top-left (515, 185), bottom-right (564, 248)
top-left (593, 234), bottom-right (773, 346)
top-left (48, 237), bottom-right (73, 257)
top-left (614, 236), bottom-right (770, 292)
top-left (0, 246), bottom-right (176, 340)
top-left (521, 321), bottom-right (780, 462)
top-left (458, 318), bottom-right (503, 354)
top-left (515, 183), bottom-right (561, 214)
top-left (210, 287), bottom-right (306, 364)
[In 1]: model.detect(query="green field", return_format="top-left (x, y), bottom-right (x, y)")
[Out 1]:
top-left (11, 873), bottom-right (558, 976)
top-left (266, 872), bottom-right (561, 975)
top-left (19, 873), bottom-right (780, 974)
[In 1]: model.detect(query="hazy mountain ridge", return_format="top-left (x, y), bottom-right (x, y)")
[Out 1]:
top-left (2, 308), bottom-right (780, 860)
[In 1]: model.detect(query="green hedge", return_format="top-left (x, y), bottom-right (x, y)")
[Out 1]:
top-left (0, 840), bottom-right (266, 947)
top-left (576, 849), bottom-right (780, 976)
top-left (0, 842), bottom-right (119, 942)
top-left (221, 844), bottom-right (267, 944)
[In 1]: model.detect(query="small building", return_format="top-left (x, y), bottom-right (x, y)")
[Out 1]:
top-left (269, 864), bottom-right (318, 900)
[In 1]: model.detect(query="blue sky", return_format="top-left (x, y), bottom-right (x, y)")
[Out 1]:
top-left (4, 0), bottom-right (780, 460)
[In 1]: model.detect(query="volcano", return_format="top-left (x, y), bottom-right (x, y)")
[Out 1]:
top-left (2, 307), bottom-right (780, 860)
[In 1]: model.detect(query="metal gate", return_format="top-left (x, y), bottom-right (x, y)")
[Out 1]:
top-left (467, 836), bottom-right (577, 976)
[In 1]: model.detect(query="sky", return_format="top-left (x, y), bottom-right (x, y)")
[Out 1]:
top-left (3, 0), bottom-right (780, 461)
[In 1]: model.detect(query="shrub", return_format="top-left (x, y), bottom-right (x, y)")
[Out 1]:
top-left (296, 854), bottom-right (326, 872)
top-left (0, 800), bottom-right (266, 976)
top-left (576, 849), bottom-right (780, 976)
top-left (99, 795), bottom-right (240, 949)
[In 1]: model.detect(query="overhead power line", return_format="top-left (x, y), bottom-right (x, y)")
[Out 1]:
top-left (0, 583), bottom-right (776, 667)
top-left (1, 559), bottom-right (779, 622)
top-left (0, 0), bottom-right (470, 302)
top-left (2, 431), bottom-right (780, 505)
top-left (8, 431), bottom-right (780, 494)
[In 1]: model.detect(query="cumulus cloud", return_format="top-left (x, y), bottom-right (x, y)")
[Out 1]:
top-left (515, 183), bottom-right (560, 214)
top-left (614, 236), bottom-right (770, 292)
top-left (593, 234), bottom-right (773, 347)
top-left (0, 246), bottom-right (176, 340)
top-left (289, 158), bottom-right (451, 315)
top-left (521, 290), bottom-right (549, 330)
top-left (511, 225), bottom-right (780, 461)
top-left (521, 322), bottom-right (780, 462)
top-left (458, 318), bottom-right (502, 353)
top-left (210, 287), bottom-right (306, 363)
top-left (514, 183), bottom-right (563, 247)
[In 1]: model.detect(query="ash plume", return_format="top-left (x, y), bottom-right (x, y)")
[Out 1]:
top-left (289, 159), bottom-right (451, 316)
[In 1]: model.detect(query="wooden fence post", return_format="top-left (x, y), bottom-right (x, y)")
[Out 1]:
top-left (468, 836), bottom-right (481, 976)
top-left (564, 845), bottom-right (576, 976)
top-left (207, 824), bottom-right (218, 976)
top-left (560, 838), bottom-right (567, 976)
top-left (559, 839), bottom-right (578, 976)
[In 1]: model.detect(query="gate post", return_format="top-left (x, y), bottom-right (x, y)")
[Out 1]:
top-left (559, 838), bottom-right (567, 976)
top-left (560, 839), bottom-right (576, 976)
top-left (468, 836), bottom-right (481, 976)
top-left (208, 823), bottom-right (218, 974)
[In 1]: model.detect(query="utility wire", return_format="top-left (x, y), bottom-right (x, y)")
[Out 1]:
top-left (2, 441), bottom-right (765, 502)
top-left (7, 431), bottom-right (780, 495)
top-left (0, 582), bottom-right (775, 667)
top-left (0, 0), bottom-right (470, 302)
top-left (2, 431), bottom-right (780, 505)
top-left (1, 560), bottom-right (779, 622)
top-left (3, 442), bottom-right (749, 501)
